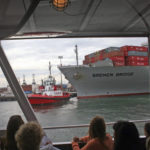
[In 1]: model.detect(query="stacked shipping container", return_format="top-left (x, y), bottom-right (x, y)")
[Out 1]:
top-left (83, 46), bottom-right (149, 66)
top-left (120, 46), bottom-right (149, 66)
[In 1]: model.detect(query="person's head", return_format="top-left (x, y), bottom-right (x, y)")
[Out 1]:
top-left (6, 115), bottom-right (24, 150)
top-left (89, 116), bottom-right (106, 140)
top-left (15, 121), bottom-right (43, 150)
top-left (114, 122), bottom-right (140, 150)
top-left (144, 122), bottom-right (150, 137)
top-left (113, 120), bottom-right (128, 139)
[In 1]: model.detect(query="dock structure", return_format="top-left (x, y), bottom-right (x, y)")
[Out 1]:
top-left (0, 96), bottom-right (16, 101)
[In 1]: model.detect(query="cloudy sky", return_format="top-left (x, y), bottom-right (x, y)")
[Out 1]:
top-left (0, 37), bottom-right (148, 87)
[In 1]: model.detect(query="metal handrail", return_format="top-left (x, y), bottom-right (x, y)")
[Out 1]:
top-left (0, 119), bottom-right (150, 132)
top-left (42, 119), bottom-right (150, 130)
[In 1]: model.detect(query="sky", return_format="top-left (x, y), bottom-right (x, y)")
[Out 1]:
top-left (0, 37), bottom-right (148, 87)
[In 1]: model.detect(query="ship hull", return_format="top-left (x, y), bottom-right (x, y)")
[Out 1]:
top-left (28, 94), bottom-right (70, 105)
top-left (59, 66), bottom-right (150, 99)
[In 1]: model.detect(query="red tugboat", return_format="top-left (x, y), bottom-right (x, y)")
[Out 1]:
top-left (28, 62), bottom-right (70, 105)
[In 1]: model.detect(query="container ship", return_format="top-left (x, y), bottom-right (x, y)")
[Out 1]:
top-left (59, 46), bottom-right (150, 99)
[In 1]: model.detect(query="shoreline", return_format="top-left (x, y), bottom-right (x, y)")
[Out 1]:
top-left (0, 96), bottom-right (16, 101)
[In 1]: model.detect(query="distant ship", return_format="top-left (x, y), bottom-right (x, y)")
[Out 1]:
top-left (59, 46), bottom-right (150, 99)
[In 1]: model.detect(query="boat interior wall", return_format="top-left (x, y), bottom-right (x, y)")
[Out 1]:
top-left (0, 0), bottom-right (40, 40)
top-left (0, 0), bottom-right (150, 40)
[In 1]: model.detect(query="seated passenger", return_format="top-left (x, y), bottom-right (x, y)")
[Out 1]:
top-left (40, 134), bottom-right (60, 150)
top-left (15, 121), bottom-right (60, 150)
top-left (72, 116), bottom-right (113, 150)
top-left (15, 121), bottom-right (43, 150)
top-left (144, 122), bottom-right (150, 150)
top-left (0, 115), bottom-right (24, 150)
top-left (113, 121), bottom-right (141, 150)
top-left (113, 120), bottom-right (128, 139)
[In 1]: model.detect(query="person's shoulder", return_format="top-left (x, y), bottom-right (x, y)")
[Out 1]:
top-left (104, 134), bottom-right (114, 150)
top-left (40, 143), bottom-right (59, 150)
top-left (106, 133), bottom-right (113, 140)
top-left (87, 138), bottom-right (98, 145)
top-left (146, 136), bottom-right (150, 149)
top-left (147, 136), bottom-right (150, 141)
top-left (85, 138), bottom-right (104, 149)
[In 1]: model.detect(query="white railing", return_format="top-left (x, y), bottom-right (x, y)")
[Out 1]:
top-left (0, 119), bottom-right (149, 143)
top-left (42, 119), bottom-right (150, 130)
top-left (41, 119), bottom-right (149, 144)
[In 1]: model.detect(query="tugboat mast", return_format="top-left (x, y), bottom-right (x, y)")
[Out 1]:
top-left (49, 61), bottom-right (52, 77)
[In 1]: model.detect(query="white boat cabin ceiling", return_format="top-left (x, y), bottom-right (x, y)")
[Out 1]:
top-left (0, 0), bottom-right (150, 40)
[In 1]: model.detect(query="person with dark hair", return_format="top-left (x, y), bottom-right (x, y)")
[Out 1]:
top-left (144, 122), bottom-right (150, 150)
top-left (113, 120), bottom-right (128, 140)
top-left (113, 121), bottom-right (141, 150)
top-left (0, 115), bottom-right (24, 150)
top-left (72, 116), bottom-right (113, 150)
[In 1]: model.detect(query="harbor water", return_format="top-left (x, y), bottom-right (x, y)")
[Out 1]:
top-left (0, 95), bottom-right (150, 142)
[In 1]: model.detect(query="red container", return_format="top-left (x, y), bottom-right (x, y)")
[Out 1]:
top-left (85, 55), bottom-right (89, 59)
top-left (126, 61), bottom-right (149, 66)
top-left (126, 56), bottom-right (149, 62)
top-left (98, 50), bottom-right (105, 60)
top-left (99, 49), bottom-right (105, 54)
top-left (83, 60), bottom-right (89, 65)
top-left (94, 52), bottom-right (100, 62)
top-left (99, 54), bottom-right (103, 60)
top-left (109, 56), bottom-right (125, 62)
top-left (113, 61), bottom-right (125, 66)
top-left (39, 86), bottom-right (44, 90)
top-left (103, 50), bottom-right (124, 59)
top-left (120, 46), bottom-right (148, 52)
top-left (90, 57), bottom-right (96, 63)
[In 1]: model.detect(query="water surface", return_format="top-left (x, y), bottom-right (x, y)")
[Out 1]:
top-left (0, 95), bottom-right (150, 142)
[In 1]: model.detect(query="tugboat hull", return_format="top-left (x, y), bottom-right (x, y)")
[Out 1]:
top-left (28, 94), bottom-right (70, 105)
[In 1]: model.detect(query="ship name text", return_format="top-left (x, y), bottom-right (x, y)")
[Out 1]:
top-left (92, 72), bottom-right (134, 77)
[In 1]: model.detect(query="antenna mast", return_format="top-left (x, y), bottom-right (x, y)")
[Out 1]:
top-left (74, 45), bottom-right (79, 66)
